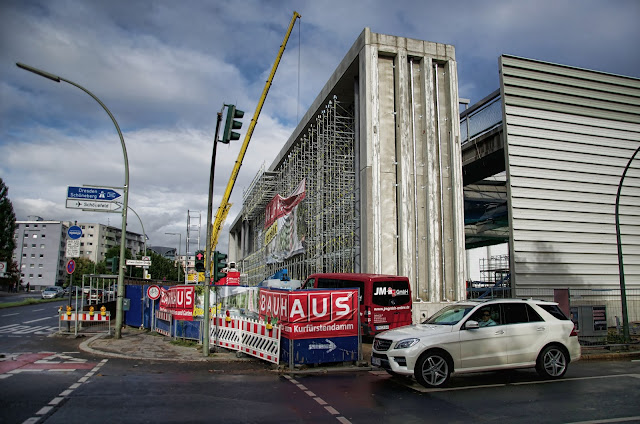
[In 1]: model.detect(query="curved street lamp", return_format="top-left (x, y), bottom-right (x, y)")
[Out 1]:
top-left (615, 143), bottom-right (640, 343)
top-left (17, 62), bottom-right (130, 339)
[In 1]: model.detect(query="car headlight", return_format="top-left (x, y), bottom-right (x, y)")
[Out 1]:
top-left (394, 338), bottom-right (420, 349)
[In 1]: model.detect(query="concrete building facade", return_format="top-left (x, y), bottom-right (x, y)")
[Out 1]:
top-left (229, 29), bottom-right (467, 320)
top-left (13, 217), bottom-right (145, 289)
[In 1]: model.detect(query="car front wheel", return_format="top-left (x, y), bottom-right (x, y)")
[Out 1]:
top-left (536, 345), bottom-right (568, 379)
top-left (414, 351), bottom-right (451, 388)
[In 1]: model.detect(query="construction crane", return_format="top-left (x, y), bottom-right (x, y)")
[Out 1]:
top-left (209, 11), bottom-right (301, 251)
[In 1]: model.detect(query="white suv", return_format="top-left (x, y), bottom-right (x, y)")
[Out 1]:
top-left (371, 298), bottom-right (581, 388)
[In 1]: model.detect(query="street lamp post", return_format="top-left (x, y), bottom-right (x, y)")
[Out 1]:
top-left (165, 232), bottom-right (182, 283)
top-left (17, 62), bottom-right (130, 339)
top-left (615, 143), bottom-right (640, 343)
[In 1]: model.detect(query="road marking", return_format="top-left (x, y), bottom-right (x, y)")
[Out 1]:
top-left (23, 316), bottom-right (56, 324)
top-left (1, 313), bottom-right (19, 317)
top-left (283, 375), bottom-right (351, 424)
top-left (375, 371), bottom-right (640, 392)
top-left (565, 416), bottom-right (640, 424)
top-left (0, 324), bottom-right (58, 336)
top-left (23, 358), bottom-right (109, 422)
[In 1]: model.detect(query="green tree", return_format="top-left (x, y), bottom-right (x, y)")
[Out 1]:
top-left (100, 246), bottom-right (133, 275)
top-left (0, 178), bottom-right (18, 289)
top-left (146, 251), bottom-right (183, 282)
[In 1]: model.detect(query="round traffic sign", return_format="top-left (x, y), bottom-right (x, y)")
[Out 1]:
top-left (147, 285), bottom-right (161, 300)
top-left (66, 259), bottom-right (76, 274)
top-left (68, 225), bottom-right (83, 240)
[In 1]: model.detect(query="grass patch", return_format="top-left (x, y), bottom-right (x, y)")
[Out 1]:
top-left (0, 298), bottom-right (61, 309)
top-left (170, 338), bottom-right (200, 348)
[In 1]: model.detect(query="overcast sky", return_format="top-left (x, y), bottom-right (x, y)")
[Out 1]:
top-left (1, 0), bottom-right (639, 255)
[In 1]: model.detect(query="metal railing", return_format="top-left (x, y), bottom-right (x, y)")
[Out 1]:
top-left (460, 90), bottom-right (502, 144)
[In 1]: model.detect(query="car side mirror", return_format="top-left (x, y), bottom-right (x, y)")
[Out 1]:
top-left (465, 320), bottom-right (480, 329)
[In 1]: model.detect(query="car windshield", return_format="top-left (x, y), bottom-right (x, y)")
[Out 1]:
top-left (45, 287), bottom-right (57, 291)
top-left (422, 304), bottom-right (476, 325)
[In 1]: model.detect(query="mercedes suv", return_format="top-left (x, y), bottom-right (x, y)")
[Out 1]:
top-left (371, 298), bottom-right (581, 388)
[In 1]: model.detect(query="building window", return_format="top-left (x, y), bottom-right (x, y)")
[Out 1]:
top-left (30, 264), bottom-right (34, 268)
top-left (33, 234), bottom-right (38, 239)
top-left (25, 224), bottom-right (30, 227)
top-left (31, 254), bottom-right (36, 258)
top-left (32, 244), bottom-right (36, 248)
top-left (41, 244), bottom-right (45, 248)
top-left (38, 274), bottom-right (43, 278)
top-left (38, 264), bottom-right (43, 268)
top-left (34, 224), bottom-right (39, 228)
top-left (39, 254), bottom-right (44, 258)
top-left (43, 225), bottom-right (46, 228)
top-left (22, 254), bottom-right (26, 258)
top-left (42, 235), bottom-right (46, 238)
top-left (23, 243), bottom-right (27, 248)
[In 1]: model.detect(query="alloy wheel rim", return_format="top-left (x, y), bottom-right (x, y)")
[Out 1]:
top-left (423, 356), bottom-right (448, 385)
top-left (543, 348), bottom-right (566, 376)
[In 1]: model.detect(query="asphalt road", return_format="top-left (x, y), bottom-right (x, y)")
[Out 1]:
top-left (2, 302), bottom-right (640, 423)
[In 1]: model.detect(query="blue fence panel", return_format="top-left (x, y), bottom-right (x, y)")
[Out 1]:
top-left (173, 319), bottom-right (201, 340)
top-left (280, 336), bottom-right (359, 365)
top-left (124, 285), bottom-right (144, 327)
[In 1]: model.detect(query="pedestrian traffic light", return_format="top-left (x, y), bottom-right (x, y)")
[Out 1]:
top-left (195, 250), bottom-right (205, 273)
top-left (221, 104), bottom-right (244, 144)
top-left (213, 250), bottom-right (228, 282)
top-left (106, 257), bottom-right (119, 273)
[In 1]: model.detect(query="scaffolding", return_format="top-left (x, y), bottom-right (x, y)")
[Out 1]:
top-left (239, 97), bottom-right (357, 285)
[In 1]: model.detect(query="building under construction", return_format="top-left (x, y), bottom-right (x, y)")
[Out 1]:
top-left (229, 28), bottom-right (467, 320)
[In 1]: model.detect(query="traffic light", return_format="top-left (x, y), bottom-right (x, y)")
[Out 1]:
top-left (221, 104), bottom-right (244, 144)
top-left (195, 250), bottom-right (205, 273)
top-left (213, 250), bottom-right (228, 283)
top-left (106, 257), bottom-right (119, 273)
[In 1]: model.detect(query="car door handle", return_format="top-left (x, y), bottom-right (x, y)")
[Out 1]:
top-left (494, 330), bottom-right (505, 335)
top-left (537, 327), bottom-right (546, 331)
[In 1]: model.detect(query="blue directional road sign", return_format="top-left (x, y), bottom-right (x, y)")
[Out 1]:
top-left (67, 186), bottom-right (122, 202)
top-left (68, 225), bottom-right (83, 240)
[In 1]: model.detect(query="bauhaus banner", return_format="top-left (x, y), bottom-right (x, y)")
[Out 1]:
top-left (258, 288), bottom-right (358, 340)
top-left (264, 179), bottom-right (306, 264)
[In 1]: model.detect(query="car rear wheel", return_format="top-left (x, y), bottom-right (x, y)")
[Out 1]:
top-left (414, 350), bottom-right (451, 388)
top-left (536, 345), bottom-right (568, 379)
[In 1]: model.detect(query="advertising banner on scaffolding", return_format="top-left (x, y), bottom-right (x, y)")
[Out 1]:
top-left (258, 288), bottom-right (359, 364)
top-left (159, 285), bottom-right (195, 321)
top-left (264, 179), bottom-right (306, 264)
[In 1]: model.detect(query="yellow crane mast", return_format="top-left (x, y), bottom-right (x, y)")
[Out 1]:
top-left (210, 11), bottom-right (301, 251)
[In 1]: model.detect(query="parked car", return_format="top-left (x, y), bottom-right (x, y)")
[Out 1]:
top-left (371, 298), bottom-right (581, 388)
top-left (42, 286), bottom-right (64, 299)
top-left (104, 285), bottom-right (117, 296)
top-left (63, 286), bottom-right (82, 296)
top-left (87, 289), bottom-right (103, 303)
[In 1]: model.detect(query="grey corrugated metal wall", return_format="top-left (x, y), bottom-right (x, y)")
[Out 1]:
top-left (500, 55), bottom-right (640, 290)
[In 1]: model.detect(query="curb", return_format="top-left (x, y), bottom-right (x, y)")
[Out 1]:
top-left (78, 333), bottom-right (246, 362)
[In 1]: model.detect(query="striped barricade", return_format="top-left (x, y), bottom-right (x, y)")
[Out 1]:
top-left (239, 319), bottom-right (281, 365)
top-left (155, 310), bottom-right (172, 337)
top-left (210, 316), bottom-right (281, 365)
top-left (58, 311), bottom-right (111, 335)
top-left (211, 316), bottom-right (242, 350)
top-left (60, 312), bottom-right (110, 321)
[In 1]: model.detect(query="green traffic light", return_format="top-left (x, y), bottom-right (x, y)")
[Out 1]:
top-left (221, 104), bottom-right (244, 144)
top-left (213, 250), bottom-right (228, 282)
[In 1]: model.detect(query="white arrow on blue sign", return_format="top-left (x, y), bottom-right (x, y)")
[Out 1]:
top-left (68, 225), bottom-right (83, 239)
top-left (67, 186), bottom-right (122, 201)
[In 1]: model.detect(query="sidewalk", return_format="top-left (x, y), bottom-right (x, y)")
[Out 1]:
top-left (79, 327), bottom-right (243, 362)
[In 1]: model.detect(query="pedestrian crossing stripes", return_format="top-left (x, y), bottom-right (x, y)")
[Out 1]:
top-left (0, 323), bottom-right (59, 336)
top-left (0, 352), bottom-right (97, 379)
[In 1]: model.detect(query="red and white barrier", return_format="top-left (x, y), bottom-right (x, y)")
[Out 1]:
top-left (211, 316), bottom-right (281, 365)
top-left (60, 312), bottom-right (110, 321)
